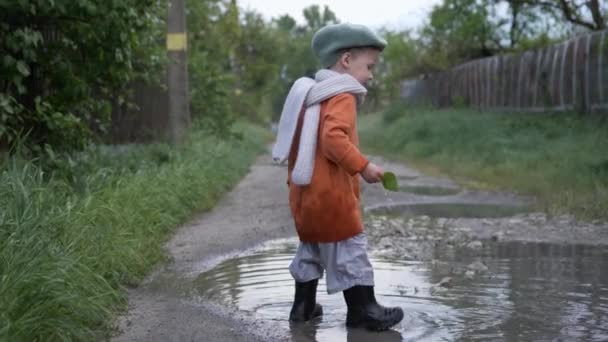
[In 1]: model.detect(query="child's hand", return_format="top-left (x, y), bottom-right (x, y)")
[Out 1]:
top-left (361, 162), bottom-right (384, 183)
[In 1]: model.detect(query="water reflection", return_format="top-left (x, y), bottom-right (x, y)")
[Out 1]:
top-left (367, 203), bottom-right (531, 218)
top-left (289, 322), bottom-right (404, 342)
top-left (192, 239), bottom-right (608, 341)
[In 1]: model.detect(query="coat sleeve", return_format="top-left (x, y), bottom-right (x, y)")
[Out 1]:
top-left (320, 93), bottom-right (369, 175)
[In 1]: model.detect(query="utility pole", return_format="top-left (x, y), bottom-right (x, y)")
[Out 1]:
top-left (167, 0), bottom-right (190, 144)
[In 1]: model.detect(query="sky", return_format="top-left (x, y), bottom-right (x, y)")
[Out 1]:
top-left (238, 0), bottom-right (443, 31)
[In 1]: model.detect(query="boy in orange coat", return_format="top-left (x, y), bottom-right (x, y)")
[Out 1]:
top-left (273, 23), bottom-right (404, 331)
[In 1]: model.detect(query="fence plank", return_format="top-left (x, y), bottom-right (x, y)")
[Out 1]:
top-left (533, 49), bottom-right (543, 107)
top-left (599, 31), bottom-right (606, 107)
top-left (585, 34), bottom-right (592, 113)
top-left (560, 41), bottom-right (569, 107)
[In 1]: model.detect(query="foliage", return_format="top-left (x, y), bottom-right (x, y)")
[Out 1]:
top-left (420, 0), bottom-right (503, 68)
top-left (382, 99), bottom-right (410, 123)
top-left (232, 10), bottom-right (283, 123)
top-left (186, 2), bottom-right (341, 127)
top-left (265, 5), bottom-right (340, 120)
top-left (512, 0), bottom-right (607, 31)
top-left (374, 30), bottom-right (419, 102)
top-left (0, 0), bottom-right (166, 151)
top-left (186, 1), bottom-right (337, 129)
top-left (0, 123), bottom-right (267, 340)
top-left (2, 0), bottom-right (604, 150)
top-left (416, 0), bottom-right (585, 69)
top-left (187, 0), bottom-right (239, 134)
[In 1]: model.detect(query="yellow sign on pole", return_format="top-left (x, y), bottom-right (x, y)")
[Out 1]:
top-left (167, 33), bottom-right (187, 51)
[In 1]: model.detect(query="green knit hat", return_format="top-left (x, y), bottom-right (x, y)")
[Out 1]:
top-left (311, 23), bottom-right (387, 68)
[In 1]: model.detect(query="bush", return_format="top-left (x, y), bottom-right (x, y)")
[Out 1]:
top-left (0, 0), bottom-right (166, 151)
top-left (382, 100), bottom-right (409, 124)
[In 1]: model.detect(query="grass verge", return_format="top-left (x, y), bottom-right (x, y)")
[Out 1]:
top-left (359, 103), bottom-right (608, 220)
top-left (0, 123), bottom-right (269, 341)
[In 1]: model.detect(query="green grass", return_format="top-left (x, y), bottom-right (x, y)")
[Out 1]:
top-left (359, 103), bottom-right (608, 220)
top-left (0, 123), bottom-right (269, 341)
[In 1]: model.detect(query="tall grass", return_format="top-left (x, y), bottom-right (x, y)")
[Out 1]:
top-left (0, 123), bottom-right (268, 341)
top-left (359, 104), bottom-right (608, 219)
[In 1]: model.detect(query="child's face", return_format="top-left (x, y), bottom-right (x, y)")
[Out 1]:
top-left (342, 48), bottom-right (380, 86)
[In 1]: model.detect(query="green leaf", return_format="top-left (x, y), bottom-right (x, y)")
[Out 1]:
top-left (16, 61), bottom-right (30, 76)
top-left (3, 55), bottom-right (15, 68)
top-left (382, 171), bottom-right (399, 192)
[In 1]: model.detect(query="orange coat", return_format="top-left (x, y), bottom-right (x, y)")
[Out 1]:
top-left (287, 93), bottom-right (369, 243)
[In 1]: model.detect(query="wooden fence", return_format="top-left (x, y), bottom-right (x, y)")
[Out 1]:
top-left (401, 29), bottom-right (608, 114)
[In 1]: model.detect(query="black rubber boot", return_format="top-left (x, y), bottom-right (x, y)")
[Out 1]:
top-left (343, 285), bottom-right (404, 331)
top-left (289, 279), bottom-right (323, 322)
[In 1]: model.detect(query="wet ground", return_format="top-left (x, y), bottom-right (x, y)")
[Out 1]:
top-left (114, 152), bottom-right (608, 342)
top-left (191, 237), bottom-right (608, 342)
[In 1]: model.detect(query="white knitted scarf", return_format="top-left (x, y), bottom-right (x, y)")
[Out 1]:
top-left (272, 69), bottom-right (367, 185)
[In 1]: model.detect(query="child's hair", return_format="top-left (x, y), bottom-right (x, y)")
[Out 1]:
top-left (336, 46), bottom-right (381, 59)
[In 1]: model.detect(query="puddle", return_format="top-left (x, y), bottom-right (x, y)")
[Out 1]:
top-left (398, 175), bottom-right (419, 181)
top-left (190, 239), bottom-right (608, 342)
top-left (398, 185), bottom-right (460, 196)
top-left (368, 203), bottom-right (530, 218)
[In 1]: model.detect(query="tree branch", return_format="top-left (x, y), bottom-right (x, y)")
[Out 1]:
top-left (587, 0), bottom-right (606, 30)
top-left (557, 0), bottom-right (598, 30)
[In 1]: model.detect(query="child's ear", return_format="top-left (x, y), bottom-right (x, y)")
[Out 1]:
top-left (339, 51), bottom-right (351, 68)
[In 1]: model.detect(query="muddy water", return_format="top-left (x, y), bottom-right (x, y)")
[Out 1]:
top-left (191, 237), bottom-right (608, 342)
top-left (368, 203), bottom-right (531, 218)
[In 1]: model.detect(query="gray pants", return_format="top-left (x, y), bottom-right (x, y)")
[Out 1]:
top-left (289, 233), bottom-right (375, 294)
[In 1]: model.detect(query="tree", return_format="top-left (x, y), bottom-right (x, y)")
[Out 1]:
top-left (0, 0), bottom-right (165, 151)
top-left (374, 30), bottom-right (419, 101)
top-left (266, 5), bottom-right (340, 119)
top-left (275, 14), bottom-right (297, 32)
top-left (421, 0), bottom-right (503, 68)
top-left (501, 0), bottom-right (541, 48)
top-left (419, 0), bottom-right (571, 69)
top-left (498, 0), bottom-right (565, 50)
top-left (536, 0), bottom-right (605, 31)
top-left (303, 5), bottom-right (338, 31)
top-left (232, 10), bottom-right (283, 122)
top-left (187, 0), bottom-right (247, 133)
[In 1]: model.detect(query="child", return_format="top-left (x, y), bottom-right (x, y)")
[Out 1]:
top-left (272, 23), bottom-right (404, 331)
